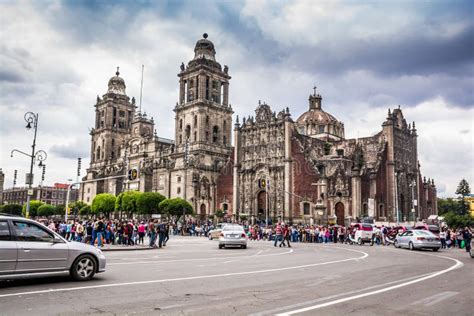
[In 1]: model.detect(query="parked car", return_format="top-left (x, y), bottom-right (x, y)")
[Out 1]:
top-left (218, 224), bottom-right (247, 249)
top-left (413, 224), bottom-right (440, 236)
top-left (471, 239), bottom-right (474, 258)
top-left (349, 223), bottom-right (374, 245)
top-left (0, 214), bottom-right (106, 281)
top-left (394, 229), bottom-right (440, 251)
top-left (208, 223), bottom-right (230, 240)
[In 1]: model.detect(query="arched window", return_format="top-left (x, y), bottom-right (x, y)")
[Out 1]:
top-left (179, 135), bottom-right (182, 144)
top-left (212, 126), bottom-right (219, 143)
top-left (194, 131), bottom-right (197, 141)
top-left (185, 125), bottom-right (191, 139)
top-left (179, 119), bottom-right (183, 130)
top-left (205, 115), bottom-right (209, 125)
top-left (223, 135), bottom-right (227, 145)
top-left (96, 146), bottom-right (101, 161)
top-left (194, 115), bottom-right (198, 127)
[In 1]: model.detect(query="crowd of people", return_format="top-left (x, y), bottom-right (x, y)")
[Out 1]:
top-left (38, 217), bottom-right (472, 254)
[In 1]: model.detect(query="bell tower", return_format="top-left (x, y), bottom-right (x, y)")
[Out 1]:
top-left (171, 33), bottom-right (233, 216)
top-left (89, 68), bottom-right (136, 167)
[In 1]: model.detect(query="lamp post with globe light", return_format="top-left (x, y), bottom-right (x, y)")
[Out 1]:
top-left (10, 112), bottom-right (47, 218)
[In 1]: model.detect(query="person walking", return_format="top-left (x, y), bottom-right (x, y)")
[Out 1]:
top-left (462, 227), bottom-right (472, 254)
top-left (439, 228), bottom-right (447, 249)
top-left (280, 224), bottom-right (291, 247)
top-left (138, 222), bottom-right (146, 245)
top-left (95, 218), bottom-right (105, 248)
top-left (274, 222), bottom-right (283, 247)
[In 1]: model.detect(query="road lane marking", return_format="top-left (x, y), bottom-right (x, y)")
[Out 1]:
top-left (275, 253), bottom-right (463, 315)
top-left (0, 249), bottom-right (367, 298)
top-left (249, 271), bottom-right (437, 316)
top-left (410, 291), bottom-right (458, 307)
top-left (107, 248), bottom-right (294, 266)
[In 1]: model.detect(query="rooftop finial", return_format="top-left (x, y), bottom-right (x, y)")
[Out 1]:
top-left (203, 33), bottom-right (208, 39)
top-left (116, 66), bottom-right (120, 76)
top-left (313, 85), bottom-right (317, 96)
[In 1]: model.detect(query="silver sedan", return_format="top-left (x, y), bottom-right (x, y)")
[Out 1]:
top-left (0, 215), bottom-right (106, 281)
top-left (218, 225), bottom-right (247, 249)
top-left (394, 229), bottom-right (441, 251)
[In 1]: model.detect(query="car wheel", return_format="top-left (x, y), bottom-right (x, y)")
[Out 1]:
top-left (209, 235), bottom-right (213, 240)
top-left (357, 238), bottom-right (362, 246)
top-left (219, 244), bottom-right (223, 249)
top-left (242, 245), bottom-right (247, 249)
top-left (409, 242), bottom-right (414, 251)
top-left (394, 240), bottom-right (399, 248)
top-left (432, 248), bottom-right (439, 252)
top-left (71, 254), bottom-right (96, 281)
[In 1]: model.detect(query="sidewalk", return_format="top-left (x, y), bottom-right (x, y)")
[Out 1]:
top-left (100, 243), bottom-right (155, 251)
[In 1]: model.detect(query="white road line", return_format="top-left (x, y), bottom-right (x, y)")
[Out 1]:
top-left (249, 271), bottom-right (437, 316)
top-left (0, 248), bottom-right (367, 298)
top-left (108, 248), bottom-right (294, 266)
top-left (410, 291), bottom-right (458, 307)
top-left (276, 253), bottom-right (463, 315)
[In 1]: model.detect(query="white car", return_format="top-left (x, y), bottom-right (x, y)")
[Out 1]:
top-left (208, 223), bottom-right (230, 240)
top-left (218, 225), bottom-right (247, 249)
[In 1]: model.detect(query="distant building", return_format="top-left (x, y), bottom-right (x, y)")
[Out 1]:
top-left (2, 183), bottom-right (78, 206)
top-left (0, 169), bottom-right (4, 205)
top-left (465, 194), bottom-right (474, 217)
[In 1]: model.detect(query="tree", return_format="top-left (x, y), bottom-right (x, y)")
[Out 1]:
top-left (37, 204), bottom-right (56, 217)
top-left (22, 200), bottom-right (44, 217)
top-left (159, 198), bottom-right (193, 216)
top-left (215, 209), bottom-right (225, 219)
top-left (119, 191), bottom-right (142, 217)
top-left (437, 198), bottom-right (458, 216)
top-left (1, 204), bottom-right (23, 216)
top-left (455, 179), bottom-right (471, 215)
top-left (54, 204), bottom-right (65, 216)
top-left (69, 201), bottom-right (87, 216)
top-left (136, 192), bottom-right (166, 214)
top-left (79, 205), bottom-right (91, 216)
top-left (91, 193), bottom-right (116, 217)
top-left (443, 211), bottom-right (474, 229)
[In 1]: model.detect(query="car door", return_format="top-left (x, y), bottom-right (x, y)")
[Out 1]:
top-left (12, 220), bottom-right (69, 273)
top-left (403, 231), bottom-right (414, 247)
top-left (398, 232), bottom-right (408, 247)
top-left (0, 220), bottom-right (17, 275)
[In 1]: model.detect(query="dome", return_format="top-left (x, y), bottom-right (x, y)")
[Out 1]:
top-left (107, 67), bottom-right (126, 95)
top-left (193, 33), bottom-right (216, 61)
top-left (296, 91), bottom-right (345, 140)
top-left (296, 109), bottom-right (339, 125)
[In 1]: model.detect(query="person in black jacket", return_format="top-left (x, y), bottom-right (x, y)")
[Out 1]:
top-left (462, 227), bottom-right (472, 253)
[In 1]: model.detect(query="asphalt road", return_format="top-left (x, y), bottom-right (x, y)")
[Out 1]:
top-left (0, 237), bottom-right (472, 315)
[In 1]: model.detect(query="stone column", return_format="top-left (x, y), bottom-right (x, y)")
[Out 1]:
top-left (382, 111), bottom-right (395, 221)
top-left (223, 82), bottom-right (229, 106)
top-left (351, 169), bottom-right (361, 219)
top-left (233, 119), bottom-right (240, 217)
top-left (283, 111), bottom-right (292, 222)
top-left (369, 171), bottom-right (377, 218)
top-left (179, 79), bottom-right (185, 104)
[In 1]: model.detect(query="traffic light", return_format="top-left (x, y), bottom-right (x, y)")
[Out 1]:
top-left (41, 164), bottom-right (46, 182)
top-left (77, 157), bottom-right (82, 177)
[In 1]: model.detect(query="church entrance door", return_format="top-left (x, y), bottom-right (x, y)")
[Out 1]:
top-left (335, 202), bottom-right (345, 226)
top-left (200, 204), bottom-right (206, 216)
top-left (257, 191), bottom-right (268, 220)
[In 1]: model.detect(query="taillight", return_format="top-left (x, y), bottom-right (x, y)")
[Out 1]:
top-left (219, 233), bottom-right (224, 237)
top-left (241, 233), bottom-right (246, 238)
top-left (417, 237), bottom-right (425, 240)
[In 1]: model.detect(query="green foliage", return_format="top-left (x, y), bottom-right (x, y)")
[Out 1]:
top-left (79, 205), bottom-right (91, 216)
top-left (215, 209), bottom-right (225, 218)
top-left (54, 204), bottom-right (65, 215)
top-left (239, 215), bottom-right (248, 221)
top-left (69, 201), bottom-right (87, 216)
top-left (37, 204), bottom-right (56, 217)
top-left (438, 198), bottom-right (458, 216)
top-left (91, 193), bottom-right (116, 216)
top-left (22, 200), bottom-right (44, 217)
top-left (119, 191), bottom-right (141, 216)
top-left (443, 211), bottom-right (474, 229)
top-left (136, 192), bottom-right (166, 214)
top-left (1, 204), bottom-right (23, 216)
top-left (159, 198), bottom-right (193, 216)
top-left (455, 179), bottom-right (471, 216)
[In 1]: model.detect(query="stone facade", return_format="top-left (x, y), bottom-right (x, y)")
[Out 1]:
top-left (80, 34), bottom-right (437, 224)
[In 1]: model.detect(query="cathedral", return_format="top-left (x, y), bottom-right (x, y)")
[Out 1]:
top-left (80, 34), bottom-right (437, 225)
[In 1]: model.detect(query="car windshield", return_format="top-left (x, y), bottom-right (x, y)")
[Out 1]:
top-left (223, 225), bottom-right (244, 232)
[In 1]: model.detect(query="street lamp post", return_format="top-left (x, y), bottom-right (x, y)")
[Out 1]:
top-left (409, 179), bottom-right (416, 225)
top-left (10, 112), bottom-right (47, 218)
top-left (183, 137), bottom-right (190, 223)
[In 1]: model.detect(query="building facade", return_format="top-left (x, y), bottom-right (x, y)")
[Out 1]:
top-left (81, 34), bottom-right (437, 224)
top-left (2, 183), bottom-right (79, 206)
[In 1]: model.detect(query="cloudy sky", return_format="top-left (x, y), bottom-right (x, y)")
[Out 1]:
top-left (0, 0), bottom-right (472, 197)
